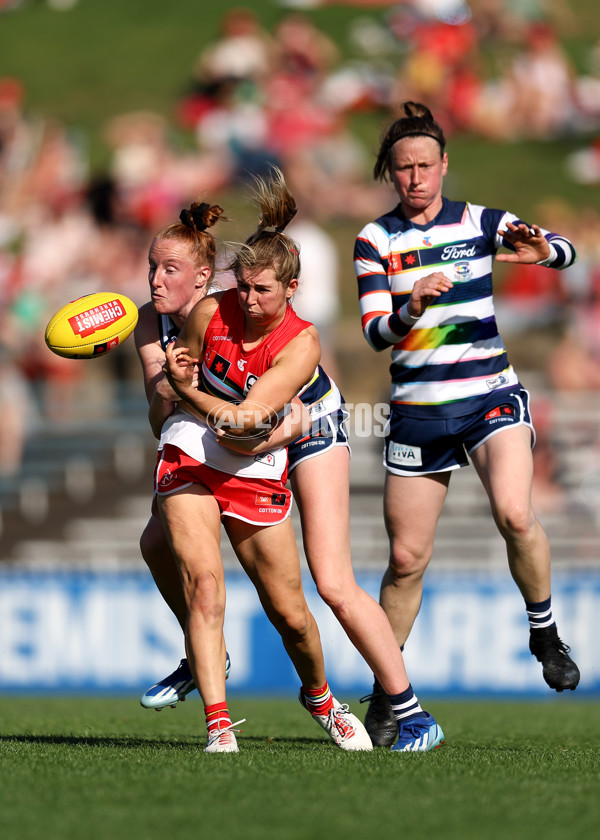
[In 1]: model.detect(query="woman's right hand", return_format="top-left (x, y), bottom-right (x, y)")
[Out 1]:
top-left (407, 272), bottom-right (453, 318)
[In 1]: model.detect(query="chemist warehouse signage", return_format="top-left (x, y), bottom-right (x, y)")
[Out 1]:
top-left (0, 570), bottom-right (598, 695)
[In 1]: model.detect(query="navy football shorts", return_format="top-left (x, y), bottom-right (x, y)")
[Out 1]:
top-left (384, 386), bottom-right (535, 475)
top-left (288, 405), bottom-right (351, 473)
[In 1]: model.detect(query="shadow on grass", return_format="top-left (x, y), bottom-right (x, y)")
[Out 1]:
top-left (0, 734), bottom-right (328, 749)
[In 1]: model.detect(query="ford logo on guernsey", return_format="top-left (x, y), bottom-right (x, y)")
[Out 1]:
top-left (441, 243), bottom-right (476, 261)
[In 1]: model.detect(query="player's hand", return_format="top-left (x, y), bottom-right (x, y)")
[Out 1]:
top-left (163, 343), bottom-right (199, 396)
top-left (407, 272), bottom-right (453, 318)
top-left (496, 222), bottom-right (550, 264)
top-left (214, 427), bottom-right (261, 454)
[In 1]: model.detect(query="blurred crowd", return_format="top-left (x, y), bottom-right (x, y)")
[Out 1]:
top-left (1, 0), bottom-right (600, 520)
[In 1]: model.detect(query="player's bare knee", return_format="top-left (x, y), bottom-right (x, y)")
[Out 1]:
top-left (314, 577), bottom-right (346, 611)
top-left (185, 572), bottom-right (225, 622)
top-left (271, 606), bottom-right (313, 642)
top-left (388, 543), bottom-right (429, 578)
top-left (494, 504), bottom-right (537, 541)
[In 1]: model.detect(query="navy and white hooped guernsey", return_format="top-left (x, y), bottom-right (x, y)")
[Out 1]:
top-left (354, 197), bottom-right (576, 419)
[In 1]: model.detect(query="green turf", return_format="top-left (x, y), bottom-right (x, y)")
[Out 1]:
top-left (0, 696), bottom-right (598, 840)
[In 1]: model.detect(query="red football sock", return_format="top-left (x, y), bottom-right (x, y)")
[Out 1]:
top-left (302, 681), bottom-right (334, 715)
top-left (205, 702), bottom-right (231, 733)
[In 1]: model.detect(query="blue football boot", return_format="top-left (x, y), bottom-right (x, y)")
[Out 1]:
top-left (391, 712), bottom-right (445, 752)
top-left (140, 652), bottom-right (231, 710)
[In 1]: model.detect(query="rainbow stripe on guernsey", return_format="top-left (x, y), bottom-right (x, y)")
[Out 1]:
top-left (201, 359), bottom-right (245, 402)
top-left (354, 198), bottom-right (576, 419)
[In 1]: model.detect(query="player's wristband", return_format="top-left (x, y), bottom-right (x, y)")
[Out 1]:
top-left (535, 243), bottom-right (558, 267)
top-left (398, 302), bottom-right (421, 325)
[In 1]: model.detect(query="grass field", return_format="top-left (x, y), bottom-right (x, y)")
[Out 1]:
top-left (1, 696), bottom-right (598, 840)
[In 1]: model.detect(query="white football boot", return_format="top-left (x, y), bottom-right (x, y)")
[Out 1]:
top-left (204, 719), bottom-right (246, 754)
top-left (300, 691), bottom-right (373, 751)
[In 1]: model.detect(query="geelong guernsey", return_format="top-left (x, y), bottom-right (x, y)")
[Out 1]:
top-left (159, 289), bottom-right (312, 478)
top-left (354, 197), bottom-right (576, 418)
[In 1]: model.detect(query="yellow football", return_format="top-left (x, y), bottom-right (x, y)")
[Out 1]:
top-left (45, 292), bottom-right (139, 359)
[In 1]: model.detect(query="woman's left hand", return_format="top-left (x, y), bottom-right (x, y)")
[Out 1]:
top-left (496, 222), bottom-right (550, 264)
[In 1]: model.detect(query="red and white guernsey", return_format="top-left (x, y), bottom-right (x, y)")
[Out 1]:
top-left (159, 289), bottom-right (312, 479)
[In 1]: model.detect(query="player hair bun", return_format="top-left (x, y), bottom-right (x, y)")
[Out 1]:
top-left (45, 292), bottom-right (139, 359)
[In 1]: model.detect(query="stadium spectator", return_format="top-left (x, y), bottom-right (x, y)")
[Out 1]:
top-left (506, 21), bottom-right (579, 140)
top-left (176, 7), bottom-right (276, 180)
top-left (286, 208), bottom-right (341, 380)
top-left (0, 340), bottom-right (37, 477)
top-left (192, 7), bottom-right (274, 91)
top-left (272, 12), bottom-right (340, 90)
top-left (529, 204), bottom-right (600, 393)
top-left (354, 101), bottom-right (580, 746)
top-left (391, 10), bottom-right (480, 127)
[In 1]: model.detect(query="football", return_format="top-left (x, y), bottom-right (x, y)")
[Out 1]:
top-left (45, 292), bottom-right (139, 359)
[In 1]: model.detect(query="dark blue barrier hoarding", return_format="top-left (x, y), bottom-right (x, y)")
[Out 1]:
top-left (0, 569), bottom-right (598, 696)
